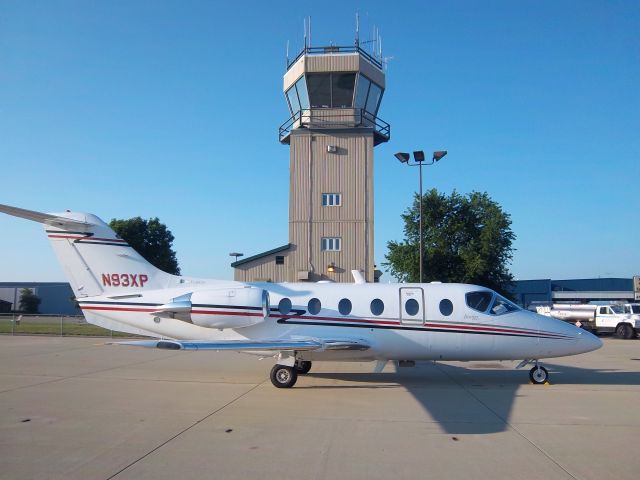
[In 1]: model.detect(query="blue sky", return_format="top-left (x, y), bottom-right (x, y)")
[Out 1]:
top-left (1, 0), bottom-right (638, 283)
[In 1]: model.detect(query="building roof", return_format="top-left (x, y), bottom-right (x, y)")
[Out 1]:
top-left (231, 244), bottom-right (291, 268)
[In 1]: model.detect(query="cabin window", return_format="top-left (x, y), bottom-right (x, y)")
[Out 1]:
top-left (322, 193), bottom-right (342, 206)
top-left (278, 298), bottom-right (292, 315)
top-left (321, 237), bottom-right (341, 251)
top-left (370, 298), bottom-right (384, 316)
top-left (338, 298), bottom-right (352, 315)
top-left (308, 298), bottom-right (321, 315)
top-left (439, 299), bottom-right (454, 316)
top-left (466, 291), bottom-right (493, 313)
top-left (404, 298), bottom-right (419, 316)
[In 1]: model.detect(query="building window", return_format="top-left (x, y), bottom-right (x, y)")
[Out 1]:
top-left (321, 237), bottom-right (341, 251)
top-left (322, 193), bottom-right (341, 206)
top-left (275, 256), bottom-right (284, 265)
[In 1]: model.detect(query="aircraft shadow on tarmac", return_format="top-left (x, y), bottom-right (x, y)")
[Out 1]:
top-left (304, 361), bottom-right (640, 435)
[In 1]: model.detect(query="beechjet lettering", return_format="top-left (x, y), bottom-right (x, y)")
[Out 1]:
top-left (0, 204), bottom-right (602, 388)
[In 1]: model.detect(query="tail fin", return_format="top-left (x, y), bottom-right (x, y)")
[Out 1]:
top-left (0, 204), bottom-right (179, 298)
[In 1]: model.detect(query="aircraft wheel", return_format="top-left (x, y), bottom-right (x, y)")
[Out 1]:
top-left (270, 364), bottom-right (298, 388)
top-left (615, 323), bottom-right (635, 340)
top-left (295, 360), bottom-right (312, 374)
top-left (529, 366), bottom-right (549, 385)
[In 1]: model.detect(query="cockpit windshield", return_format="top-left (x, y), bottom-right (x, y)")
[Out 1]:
top-left (489, 295), bottom-right (521, 315)
top-left (466, 291), bottom-right (493, 313)
top-left (466, 291), bottom-right (521, 315)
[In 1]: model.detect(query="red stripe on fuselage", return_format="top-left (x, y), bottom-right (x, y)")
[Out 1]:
top-left (191, 309), bottom-right (263, 317)
top-left (79, 304), bottom-right (571, 338)
top-left (81, 306), bottom-right (157, 313)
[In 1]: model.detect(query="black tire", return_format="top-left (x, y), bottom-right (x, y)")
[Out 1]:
top-left (295, 360), bottom-right (312, 374)
top-left (615, 323), bottom-right (635, 340)
top-left (529, 366), bottom-right (549, 385)
top-left (270, 364), bottom-right (298, 388)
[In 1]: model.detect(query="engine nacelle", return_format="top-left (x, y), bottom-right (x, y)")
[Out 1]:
top-left (190, 287), bottom-right (269, 329)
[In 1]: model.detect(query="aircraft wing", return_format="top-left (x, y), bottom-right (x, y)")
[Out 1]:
top-left (113, 338), bottom-right (370, 352)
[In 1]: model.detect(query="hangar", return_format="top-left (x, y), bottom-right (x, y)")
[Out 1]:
top-left (510, 277), bottom-right (639, 309)
top-left (0, 282), bottom-right (79, 315)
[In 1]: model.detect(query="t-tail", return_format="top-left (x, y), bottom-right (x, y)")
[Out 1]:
top-left (0, 204), bottom-right (180, 298)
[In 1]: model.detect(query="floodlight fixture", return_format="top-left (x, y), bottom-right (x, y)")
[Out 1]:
top-left (413, 151), bottom-right (425, 162)
top-left (327, 262), bottom-right (336, 273)
top-left (394, 152), bottom-right (410, 163)
top-left (433, 150), bottom-right (448, 162)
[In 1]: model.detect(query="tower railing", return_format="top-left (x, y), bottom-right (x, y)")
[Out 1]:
top-left (287, 45), bottom-right (383, 70)
top-left (279, 108), bottom-right (390, 144)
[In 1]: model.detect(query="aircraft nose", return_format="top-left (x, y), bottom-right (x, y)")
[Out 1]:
top-left (575, 328), bottom-right (603, 353)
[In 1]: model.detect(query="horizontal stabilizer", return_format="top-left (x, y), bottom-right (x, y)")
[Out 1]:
top-left (113, 338), bottom-right (370, 352)
top-left (0, 204), bottom-right (93, 228)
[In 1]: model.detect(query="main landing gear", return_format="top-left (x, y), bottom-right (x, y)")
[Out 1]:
top-left (269, 360), bottom-right (313, 388)
top-left (517, 359), bottom-right (550, 385)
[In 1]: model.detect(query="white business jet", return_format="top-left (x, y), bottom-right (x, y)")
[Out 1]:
top-left (0, 204), bottom-right (602, 388)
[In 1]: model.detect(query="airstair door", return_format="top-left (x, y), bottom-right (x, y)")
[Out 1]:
top-left (399, 288), bottom-right (425, 324)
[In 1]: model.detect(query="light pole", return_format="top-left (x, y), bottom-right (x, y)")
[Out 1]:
top-left (229, 252), bottom-right (244, 263)
top-left (394, 150), bottom-right (448, 283)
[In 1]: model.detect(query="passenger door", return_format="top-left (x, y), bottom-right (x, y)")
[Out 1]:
top-left (399, 288), bottom-right (424, 324)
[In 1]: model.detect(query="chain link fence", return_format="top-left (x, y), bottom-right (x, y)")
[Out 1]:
top-left (0, 314), bottom-right (137, 337)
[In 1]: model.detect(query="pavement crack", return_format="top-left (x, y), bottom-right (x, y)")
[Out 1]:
top-left (434, 363), bottom-right (580, 480)
top-left (105, 380), bottom-right (266, 480)
top-left (0, 353), bottom-right (182, 395)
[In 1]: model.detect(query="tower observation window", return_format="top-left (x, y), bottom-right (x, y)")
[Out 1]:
top-left (295, 76), bottom-right (309, 109)
top-left (332, 73), bottom-right (356, 107)
top-left (354, 74), bottom-right (383, 116)
top-left (306, 73), bottom-right (356, 108)
top-left (286, 88), bottom-right (300, 115)
top-left (365, 83), bottom-right (382, 114)
top-left (307, 74), bottom-right (331, 107)
top-left (285, 76), bottom-right (309, 115)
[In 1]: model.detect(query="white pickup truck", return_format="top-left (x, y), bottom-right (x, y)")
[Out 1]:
top-left (536, 303), bottom-right (640, 339)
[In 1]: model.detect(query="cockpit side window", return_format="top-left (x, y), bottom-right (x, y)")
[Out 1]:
top-left (489, 295), bottom-right (521, 316)
top-left (466, 291), bottom-right (493, 313)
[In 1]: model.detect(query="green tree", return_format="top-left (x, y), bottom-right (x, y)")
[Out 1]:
top-left (19, 288), bottom-right (41, 313)
top-left (384, 189), bottom-right (515, 295)
top-left (109, 217), bottom-right (181, 275)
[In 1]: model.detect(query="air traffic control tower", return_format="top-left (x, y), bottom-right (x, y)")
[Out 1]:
top-left (232, 41), bottom-right (389, 283)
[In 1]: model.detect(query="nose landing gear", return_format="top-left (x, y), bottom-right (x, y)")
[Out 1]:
top-left (517, 359), bottom-right (550, 385)
top-left (529, 364), bottom-right (549, 384)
